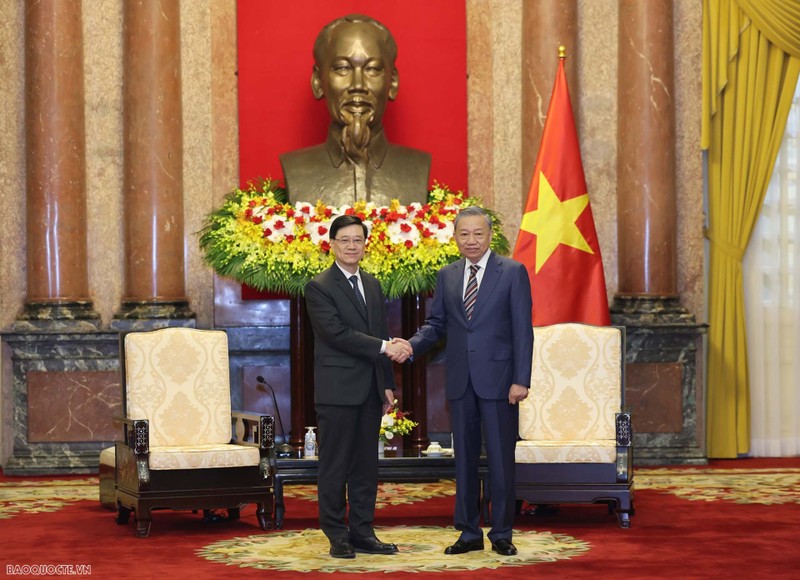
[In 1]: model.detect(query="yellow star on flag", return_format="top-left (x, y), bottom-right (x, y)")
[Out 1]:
top-left (519, 171), bottom-right (594, 274)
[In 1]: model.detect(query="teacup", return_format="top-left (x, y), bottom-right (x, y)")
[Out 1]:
top-left (426, 442), bottom-right (442, 455)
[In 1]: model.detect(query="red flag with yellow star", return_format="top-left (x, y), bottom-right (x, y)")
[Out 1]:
top-left (513, 56), bottom-right (610, 326)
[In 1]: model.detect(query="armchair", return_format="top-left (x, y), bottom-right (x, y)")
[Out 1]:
top-left (114, 327), bottom-right (276, 537)
top-left (515, 323), bottom-right (634, 527)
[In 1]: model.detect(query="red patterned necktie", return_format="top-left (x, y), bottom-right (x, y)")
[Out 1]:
top-left (463, 264), bottom-right (480, 320)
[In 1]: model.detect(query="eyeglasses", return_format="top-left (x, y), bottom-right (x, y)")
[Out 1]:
top-left (333, 237), bottom-right (365, 247)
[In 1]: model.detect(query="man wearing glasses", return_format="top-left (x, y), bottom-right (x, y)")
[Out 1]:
top-left (304, 214), bottom-right (411, 559)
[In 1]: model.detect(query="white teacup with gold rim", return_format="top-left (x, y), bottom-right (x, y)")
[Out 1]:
top-left (425, 442), bottom-right (443, 456)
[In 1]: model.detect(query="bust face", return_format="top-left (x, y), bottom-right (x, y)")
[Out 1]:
top-left (313, 21), bottom-right (398, 132)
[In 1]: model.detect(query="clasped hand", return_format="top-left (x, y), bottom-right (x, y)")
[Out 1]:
top-left (385, 337), bottom-right (413, 363)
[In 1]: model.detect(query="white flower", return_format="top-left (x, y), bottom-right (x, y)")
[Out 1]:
top-left (381, 414), bottom-right (395, 428)
top-left (306, 220), bottom-right (333, 245)
top-left (429, 220), bottom-right (454, 244)
top-left (384, 431), bottom-right (395, 440)
top-left (294, 202), bottom-right (317, 217)
top-left (387, 220), bottom-right (420, 247)
top-left (261, 215), bottom-right (292, 243)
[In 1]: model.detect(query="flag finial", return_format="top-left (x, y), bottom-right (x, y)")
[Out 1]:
top-left (558, 45), bottom-right (566, 59)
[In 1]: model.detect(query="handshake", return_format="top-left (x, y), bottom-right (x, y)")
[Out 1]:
top-left (385, 337), bottom-right (413, 363)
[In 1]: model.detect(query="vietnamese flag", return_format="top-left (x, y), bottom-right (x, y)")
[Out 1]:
top-left (513, 55), bottom-right (610, 326)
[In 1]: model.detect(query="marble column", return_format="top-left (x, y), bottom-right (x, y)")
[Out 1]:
top-left (616, 0), bottom-right (677, 300)
top-left (16, 0), bottom-right (100, 332)
top-left (521, 0), bottom-right (578, 192)
top-left (613, 0), bottom-right (705, 464)
top-left (113, 0), bottom-right (194, 328)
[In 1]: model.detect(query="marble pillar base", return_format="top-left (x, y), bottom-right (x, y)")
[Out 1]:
top-left (12, 301), bottom-right (101, 332)
top-left (110, 300), bottom-right (196, 330)
top-left (0, 331), bottom-right (121, 475)
top-left (611, 295), bottom-right (708, 465)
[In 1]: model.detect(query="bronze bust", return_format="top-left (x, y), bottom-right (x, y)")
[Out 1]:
top-left (280, 14), bottom-right (431, 206)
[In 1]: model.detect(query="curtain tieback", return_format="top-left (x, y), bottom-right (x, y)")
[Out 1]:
top-left (704, 228), bottom-right (745, 261)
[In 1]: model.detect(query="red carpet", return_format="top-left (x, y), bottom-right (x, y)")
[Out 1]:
top-left (2, 458), bottom-right (799, 579)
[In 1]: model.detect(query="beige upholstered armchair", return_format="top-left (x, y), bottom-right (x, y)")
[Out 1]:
top-left (515, 323), bottom-right (634, 527)
top-left (114, 327), bottom-right (276, 537)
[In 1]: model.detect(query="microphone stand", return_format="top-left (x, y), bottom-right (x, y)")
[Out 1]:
top-left (256, 375), bottom-right (296, 458)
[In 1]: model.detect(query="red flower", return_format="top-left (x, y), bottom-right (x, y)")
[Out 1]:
top-left (324, 207), bottom-right (333, 217)
top-left (286, 207), bottom-right (295, 217)
top-left (245, 209), bottom-right (253, 218)
top-left (248, 200), bottom-right (257, 208)
top-left (285, 235), bottom-right (295, 243)
top-left (294, 216), bottom-right (306, 225)
top-left (252, 216), bottom-right (263, 225)
top-left (404, 240), bottom-right (413, 249)
top-left (345, 208), bottom-right (355, 216)
top-left (400, 223), bottom-right (412, 233)
top-left (262, 228), bottom-right (272, 238)
top-left (274, 219), bottom-right (285, 230)
top-left (317, 225), bottom-right (328, 236)
top-left (320, 240), bottom-right (331, 253)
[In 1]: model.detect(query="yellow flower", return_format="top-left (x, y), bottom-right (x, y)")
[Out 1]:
top-left (199, 179), bottom-right (509, 298)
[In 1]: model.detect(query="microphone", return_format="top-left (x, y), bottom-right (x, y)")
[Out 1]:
top-left (255, 375), bottom-right (296, 458)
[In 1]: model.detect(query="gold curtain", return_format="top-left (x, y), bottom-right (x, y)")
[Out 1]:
top-left (702, 0), bottom-right (800, 457)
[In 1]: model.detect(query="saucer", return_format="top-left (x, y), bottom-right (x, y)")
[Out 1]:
top-left (422, 448), bottom-right (453, 457)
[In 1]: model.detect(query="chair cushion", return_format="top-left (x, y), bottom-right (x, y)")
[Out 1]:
top-left (515, 439), bottom-right (617, 463)
top-left (149, 444), bottom-right (260, 470)
top-left (519, 324), bottom-right (622, 443)
top-left (124, 328), bottom-right (232, 448)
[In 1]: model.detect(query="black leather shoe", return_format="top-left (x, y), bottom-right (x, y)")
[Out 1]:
top-left (444, 539), bottom-right (484, 555)
top-left (329, 537), bottom-right (356, 559)
top-left (491, 539), bottom-right (518, 556)
top-left (351, 536), bottom-right (399, 554)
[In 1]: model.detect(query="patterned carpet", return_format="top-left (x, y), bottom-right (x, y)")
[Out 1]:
top-left (2, 463), bottom-right (800, 576)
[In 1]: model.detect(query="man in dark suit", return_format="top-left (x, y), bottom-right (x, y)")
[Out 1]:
top-left (404, 205), bottom-right (533, 556)
top-left (304, 214), bottom-right (409, 559)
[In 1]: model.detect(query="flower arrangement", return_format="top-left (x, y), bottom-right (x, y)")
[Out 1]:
top-left (379, 400), bottom-right (418, 444)
top-left (199, 179), bottom-right (509, 299)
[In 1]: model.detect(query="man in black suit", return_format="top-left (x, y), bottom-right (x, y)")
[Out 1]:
top-left (304, 214), bottom-right (409, 559)
top-left (402, 205), bottom-right (533, 556)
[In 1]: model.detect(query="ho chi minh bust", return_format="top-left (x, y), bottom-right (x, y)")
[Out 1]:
top-left (280, 14), bottom-right (431, 207)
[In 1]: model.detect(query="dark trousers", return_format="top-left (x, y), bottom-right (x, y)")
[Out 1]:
top-left (315, 389), bottom-right (383, 542)
top-left (449, 378), bottom-right (519, 543)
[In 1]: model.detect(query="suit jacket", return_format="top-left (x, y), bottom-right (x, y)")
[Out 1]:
top-left (409, 252), bottom-right (533, 400)
top-left (304, 265), bottom-right (395, 406)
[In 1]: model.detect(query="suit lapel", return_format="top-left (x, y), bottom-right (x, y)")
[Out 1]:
top-left (469, 253), bottom-right (501, 323)
top-left (449, 259), bottom-right (469, 322)
top-left (334, 267), bottom-right (368, 323)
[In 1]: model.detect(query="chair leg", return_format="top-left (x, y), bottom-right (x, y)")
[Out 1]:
top-left (116, 504), bottom-right (131, 525)
top-left (135, 507), bottom-right (152, 538)
top-left (256, 503), bottom-right (273, 531)
top-left (617, 510), bottom-right (631, 528)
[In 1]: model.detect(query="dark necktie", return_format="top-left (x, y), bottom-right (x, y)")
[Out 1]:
top-left (464, 264), bottom-right (480, 320)
top-left (349, 275), bottom-right (368, 317)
